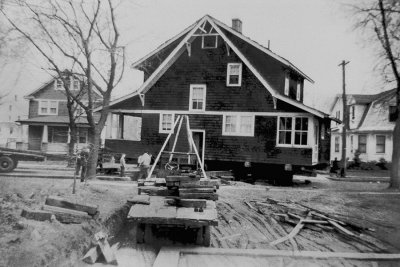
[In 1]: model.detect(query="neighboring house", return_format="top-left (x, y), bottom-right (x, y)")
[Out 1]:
top-left (330, 89), bottom-right (396, 162)
top-left (18, 75), bottom-right (102, 154)
top-left (101, 15), bottom-right (333, 178)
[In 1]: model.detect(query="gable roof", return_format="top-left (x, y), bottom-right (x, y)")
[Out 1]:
top-left (108, 15), bottom-right (328, 118)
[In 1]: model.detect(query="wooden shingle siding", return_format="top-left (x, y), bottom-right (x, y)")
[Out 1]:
top-left (105, 113), bottom-right (312, 166)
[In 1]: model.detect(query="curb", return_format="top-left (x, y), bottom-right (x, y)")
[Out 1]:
top-left (327, 176), bottom-right (390, 183)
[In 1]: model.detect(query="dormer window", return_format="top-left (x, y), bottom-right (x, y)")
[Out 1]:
top-left (71, 77), bottom-right (80, 90)
top-left (296, 81), bottom-right (301, 101)
top-left (55, 79), bottom-right (64, 90)
top-left (202, 35), bottom-right (218, 49)
top-left (284, 73), bottom-right (290, 96)
top-left (226, 63), bottom-right (242, 86)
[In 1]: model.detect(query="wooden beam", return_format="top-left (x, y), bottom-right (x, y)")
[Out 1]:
top-left (21, 208), bottom-right (53, 222)
top-left (160, 247), bottom-right (400, 260)
top-left (147, 115), bottom-right (182, 179)
top-left (82, 246), bottom-right (99, 264)
top-left (45, 196), bottom-right (98, 216)
top-left (169, 115), bottom-right (184, 162)
top-left (42, 205), bottom-right (91, 224)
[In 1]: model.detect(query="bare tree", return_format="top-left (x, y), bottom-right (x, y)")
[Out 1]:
top-left (353, 0), bottom-right (400, 189)
top-left (1, 0), bottom-right (125, 179)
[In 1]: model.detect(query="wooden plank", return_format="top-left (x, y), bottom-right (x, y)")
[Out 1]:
top-left (45, 196), bottom-right (98, 216)
top-left (179, 192), bottom-right (218, 201)
top-left (21, 208), bottom-right (53, 222)
top-left (179, 182), bottom-right (214, 188)
top-left (329, 220), bottom-right (357, 237)
top-left (152, 247), bottom-right (180, 267)
top-left (179, 188), bottom-right (215, 193)
top-left (42, 205), bottom-right (91, 224)
top-left (270, 221), bottom-right (305, 246)
top-left (178, 199), bottom-right (207, 209)
top-left (95, 232), bottom-right (118, 265)
top-left (203, 226), bottom-right (211, 246)
top-left (166, 175), bottom-right (200, 183)
top-left (82, 246), bottom-right (99, 264)
top-left (127, 195), bottom-right (150, 205)
top-left (164, 247), bottom-right (400, 260)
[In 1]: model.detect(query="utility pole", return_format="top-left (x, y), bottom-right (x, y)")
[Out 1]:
top-left (338, 60), bottom-right (350, 178)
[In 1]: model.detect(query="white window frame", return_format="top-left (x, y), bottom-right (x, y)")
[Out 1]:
top-left (296, 81), bottom-right (301, 101)
top-left (201, 35), bottom-right (218, 49)
top-left (38, 100), bottom-right (58, 115)
top-left (276, 116), bottom-right (310, 148)
top-left (54, 79), bottom-right (64, 90)
top-left (70, 76), bottom-right (80, 91)
top-left (284, 72), bottom-right (290, 96)
top-left (222, 114), bottom-right (255, 137)
top-left (189, 84), bottom-right (206, 112)
top-left (226, 63), bottom-right (242, 87)
top-left (159, 112), bottom-right (175, 134)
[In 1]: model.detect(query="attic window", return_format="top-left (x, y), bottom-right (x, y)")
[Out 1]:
top-left (296, 81), bottom-right (301, 101)
top-left (55, 79), bottom-right (63, 90)
top-left (226, 63), bottom-right (242, 86)
top-left (202, 35), bottom-right (218, 49)
top-left (284, 73), bottom-right (289, 96)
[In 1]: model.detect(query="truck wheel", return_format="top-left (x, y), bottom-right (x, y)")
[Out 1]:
top-left (0, 156), bottom-right (15, 172)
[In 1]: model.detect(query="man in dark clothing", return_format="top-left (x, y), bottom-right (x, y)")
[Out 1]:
top-left (330, 157), bottom-right (339, 176)
top-left (75, 147), bottom-right (90, 182)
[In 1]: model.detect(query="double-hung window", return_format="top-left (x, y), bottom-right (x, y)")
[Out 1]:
top-left (358, 135), bottom-right (367, 153)
top-left (159, 113), bottom-right (174, 133)
top-left (189, 84), bottom-right (206, 111)
top-left (226, 63), bottom-right (242, 86)
top-left (55, 79), bottom-right (64, 90)
top-left (335, 136), bottom-right (340, 152)
top-left (39, 100), bottom-right (58, 115)
top-left (277, 116), bottom-right (309, 147)
top-left (376, 135), bottom-right (385, 153)
top-left (222, 114), bottom-right (254, 136)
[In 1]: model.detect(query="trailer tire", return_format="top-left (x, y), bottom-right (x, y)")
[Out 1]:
top-left (0, 156), bottom-right (15, 172)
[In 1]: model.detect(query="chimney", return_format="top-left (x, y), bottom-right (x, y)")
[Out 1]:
top-left (232, 18), bottom-right (242, 34)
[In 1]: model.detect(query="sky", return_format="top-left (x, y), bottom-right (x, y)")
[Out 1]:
top-left (0, 0), bottom-right (383, 118)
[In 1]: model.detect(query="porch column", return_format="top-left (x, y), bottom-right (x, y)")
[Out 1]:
top-left (42, 125), bottom-right (48, 143)
top-left (67, 127), bottom-right (71, 143)
top-left (105, 113), bottom-right (112, 139)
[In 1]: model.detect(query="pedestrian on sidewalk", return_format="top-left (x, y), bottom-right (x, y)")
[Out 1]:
top-left (120, 153), bottom-right (126, 177)
top-left (76, 146), bottom-right (90, 182)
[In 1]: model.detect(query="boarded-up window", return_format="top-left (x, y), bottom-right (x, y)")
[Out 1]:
top-left (48, 126), bottom-right (68, 143)
top-left (123, 116), bottom-right (142, 141)
top-left (358, 135), bottom-right (367, 153)
top-left (376, 135), bottom-right (385, 153)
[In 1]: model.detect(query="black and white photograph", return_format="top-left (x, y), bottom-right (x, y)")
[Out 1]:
top-left (0, 0), bottom-right (399, 266)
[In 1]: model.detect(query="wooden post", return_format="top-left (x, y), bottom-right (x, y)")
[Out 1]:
top-left (338, 60), bottom-right (350, 178)
top-left (185, 116), bottom-right (207, 178)
top-left (169, 116), bottom-right (184, 162)
top-left (147, 115), bottom-right (182, 179)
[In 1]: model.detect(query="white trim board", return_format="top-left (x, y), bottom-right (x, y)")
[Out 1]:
top-left (110, 109), bottom-right (314, 118)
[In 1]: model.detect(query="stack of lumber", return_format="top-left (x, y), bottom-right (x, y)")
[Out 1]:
top-left (21, 196), bottom-right (98, 224)
top-left (178, 180), bottom-right (218, 201)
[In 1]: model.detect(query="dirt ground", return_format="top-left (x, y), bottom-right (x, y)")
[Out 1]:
top-left (1, 172), bottom-right (399, 267)
top-left (0, 176), bottom-right (136, 267)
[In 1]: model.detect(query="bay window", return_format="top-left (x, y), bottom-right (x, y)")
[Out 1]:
top-left (277, 116), bottom-right (310, 147)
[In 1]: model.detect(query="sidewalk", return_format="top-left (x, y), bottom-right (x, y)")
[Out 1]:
top-left (17, 161), bottom-right (74, 170)
top-left (327, 175), bottom-right (390, 183)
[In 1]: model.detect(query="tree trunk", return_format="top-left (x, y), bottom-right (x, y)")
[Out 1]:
top-left (67, 125), bottom-right (78, 167)
top-left (85, 126), bottom-right (100, 180)
top-left (389, 87), bottom-right (400, 189)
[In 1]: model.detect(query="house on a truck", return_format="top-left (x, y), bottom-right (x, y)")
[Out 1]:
top-left (102, 15), bottom-right (333, 182)
top-left (18, 73), bottom-right (102, 154)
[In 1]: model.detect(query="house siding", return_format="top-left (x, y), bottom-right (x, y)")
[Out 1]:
top-left (105, 113), bottom-right (313, 166)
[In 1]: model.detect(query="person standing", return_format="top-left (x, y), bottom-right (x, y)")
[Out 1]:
top-left (120, 153), bottom-right (126, 177)
top-left (138, 152), bottom-right (152, 180)
top-left (76, 146), bottom-right (90, 182)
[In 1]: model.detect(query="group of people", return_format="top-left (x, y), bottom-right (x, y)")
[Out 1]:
top-left (75, 147), bottom-right (153, 180)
